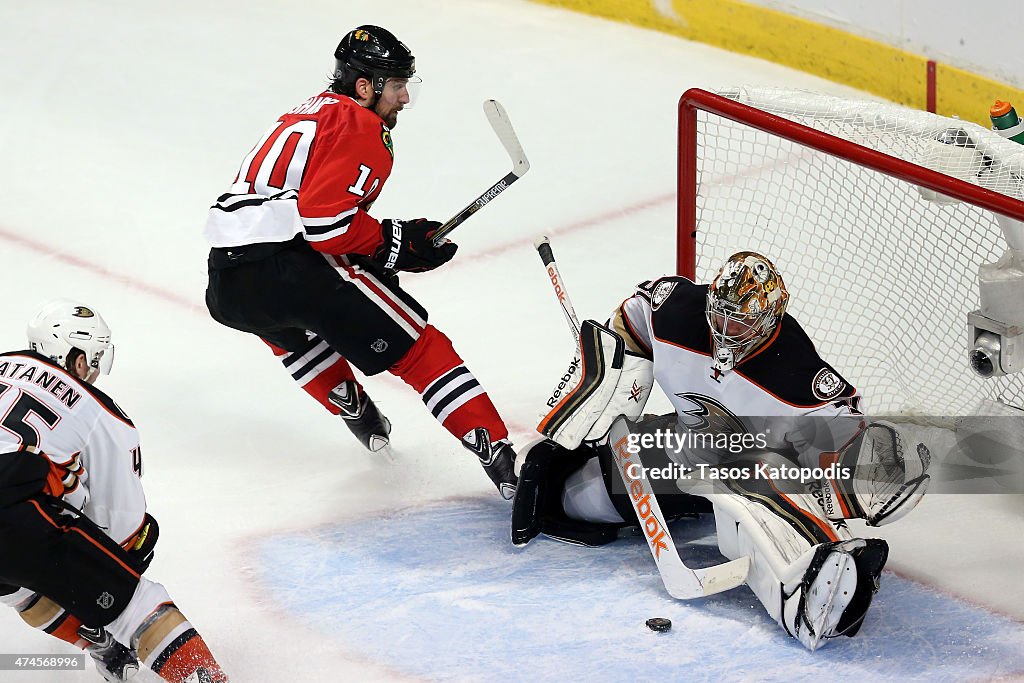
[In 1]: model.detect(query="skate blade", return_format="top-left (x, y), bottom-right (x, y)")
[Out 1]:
top-left (369, 440), bottom-right (396, 463)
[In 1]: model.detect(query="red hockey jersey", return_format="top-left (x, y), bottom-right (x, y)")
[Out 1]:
top-left (203, 92), bottom-right (396, 256)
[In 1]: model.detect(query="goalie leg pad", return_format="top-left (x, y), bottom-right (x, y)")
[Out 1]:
top-left (709, 488), bottom-right (887, 650)
top-left (511, 439), bottom-right (622, 547)
top-left (537, 320), bottom-right (653, 449)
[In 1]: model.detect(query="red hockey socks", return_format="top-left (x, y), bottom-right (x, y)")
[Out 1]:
top-left (263, 335), bottom-right (356, 414)
top-left (389, 325), bottom-right (508, 442)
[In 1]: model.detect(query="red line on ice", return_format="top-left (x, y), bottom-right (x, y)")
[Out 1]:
top-left (0, 191), bottom-right (675, 310)
top-left (0, 225), bottom-right (202, 313)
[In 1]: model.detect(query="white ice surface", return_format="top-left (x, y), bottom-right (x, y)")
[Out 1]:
top-left (0, 1), bottom-right (1022, 681)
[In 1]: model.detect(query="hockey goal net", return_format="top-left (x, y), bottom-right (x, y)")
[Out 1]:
top-left (679, 87), bottom-right (1024, 417)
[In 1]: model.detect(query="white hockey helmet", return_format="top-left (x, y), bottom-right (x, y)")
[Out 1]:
top-left (26, 299), bottom-right (114, 375)
top-left (706, 251), bottom-right (789, 372)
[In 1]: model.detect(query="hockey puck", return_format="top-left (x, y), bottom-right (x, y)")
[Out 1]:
top-left (645, 617), bottom-right (672, 632)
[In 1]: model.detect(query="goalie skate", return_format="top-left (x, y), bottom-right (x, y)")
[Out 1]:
top-left (787, 538), bottom-right (889, 651)
top-left (329, 380), bottom-right (392, 453)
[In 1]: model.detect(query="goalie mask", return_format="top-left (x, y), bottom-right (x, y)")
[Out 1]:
top-left (26, 299), bottom-right (114, 378)
top-left (706, 251), bottom-right (789, 372)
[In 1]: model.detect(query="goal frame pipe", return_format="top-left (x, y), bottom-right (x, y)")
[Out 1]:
top-left (677, 88), bottom-right (1024, 278)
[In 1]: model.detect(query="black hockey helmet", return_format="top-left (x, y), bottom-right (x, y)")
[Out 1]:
top-left (333, 25), bottom-right (416, 96)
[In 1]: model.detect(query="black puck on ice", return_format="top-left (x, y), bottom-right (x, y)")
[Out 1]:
top-left (646, 617), bottom-right (672, 632)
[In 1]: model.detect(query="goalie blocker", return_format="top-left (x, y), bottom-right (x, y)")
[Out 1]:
top-left (537, 320), bottom-right (654, 449)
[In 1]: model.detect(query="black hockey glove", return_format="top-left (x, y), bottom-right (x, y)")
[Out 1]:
top-left (374, 218), bottom-right (458, 273)
top-left (125, 513), bottom-right (159, 573)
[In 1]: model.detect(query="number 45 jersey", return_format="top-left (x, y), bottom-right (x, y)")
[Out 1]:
top-left (203, 91), bottom-right (396, 257)
top-left (0, 350), bottom-right (145, 546)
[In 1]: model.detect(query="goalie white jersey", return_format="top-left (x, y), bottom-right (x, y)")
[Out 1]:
top-left (612, 277), bottom-right (864, 467)
top-left (0, 350), bottom-right (145, 545)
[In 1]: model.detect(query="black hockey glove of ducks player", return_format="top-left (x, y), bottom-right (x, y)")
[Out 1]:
top-left (374, 218), bottom-right (458, 273)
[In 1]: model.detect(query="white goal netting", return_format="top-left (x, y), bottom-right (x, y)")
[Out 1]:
top-left (688, 86), bottom-right (1024, 417)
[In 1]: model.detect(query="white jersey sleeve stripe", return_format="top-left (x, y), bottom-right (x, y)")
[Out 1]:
top-left (302, 208), bottom-right (358, 241)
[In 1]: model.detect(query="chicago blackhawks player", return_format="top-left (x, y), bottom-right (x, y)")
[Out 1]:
top-left (203, 25), bottom-right (516, 498)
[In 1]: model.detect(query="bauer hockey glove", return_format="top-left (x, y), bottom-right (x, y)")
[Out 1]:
top-left (375, 218), bottom-right (458, 273)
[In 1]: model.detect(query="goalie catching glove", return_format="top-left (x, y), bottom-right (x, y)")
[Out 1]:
top-left (374, 218), bottom-right (457, 273)
top-left (537, 320), bottom-right (654, 449)
top-left (811, 421), bottom-right (931, 526)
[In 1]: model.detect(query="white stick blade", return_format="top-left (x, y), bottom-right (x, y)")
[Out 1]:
top-left (663, 557), bottom-right (749, 599)
top-left (695, 556), bottom-right (751, 596)
top-left (484, 100), bottom-right (530, 176)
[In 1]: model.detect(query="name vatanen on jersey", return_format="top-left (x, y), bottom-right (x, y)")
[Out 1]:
top-left (0, 358), bottom-right (83, 408)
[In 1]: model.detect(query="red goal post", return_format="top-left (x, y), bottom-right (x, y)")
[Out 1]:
top-left (676, 87), bottom-right (1024, 416)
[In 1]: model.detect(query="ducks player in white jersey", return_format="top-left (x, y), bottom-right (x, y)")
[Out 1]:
top-left (0, 300), bottom-right (227, 682)
top-left (513, 252), bottom-right (931, 650)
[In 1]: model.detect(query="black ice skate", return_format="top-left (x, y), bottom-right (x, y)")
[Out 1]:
top-left (78, 626), bottom-right (139, 682)
top-left (329, 380), bottom-right (392, 453)
top-left (462, 427), bottom-right (517, 499)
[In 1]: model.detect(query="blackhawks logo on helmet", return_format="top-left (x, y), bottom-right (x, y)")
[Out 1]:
top-left (353, 29), bottom-right (371, 42)
top-left (381, 125), bottom-right (394, 158)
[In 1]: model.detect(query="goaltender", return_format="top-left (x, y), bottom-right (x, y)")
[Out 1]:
top-left (513, 251), bottom-right (931, 650)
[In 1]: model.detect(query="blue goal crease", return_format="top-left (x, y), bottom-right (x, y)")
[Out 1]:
top-left (252, 498), bottom-right (1024, 683)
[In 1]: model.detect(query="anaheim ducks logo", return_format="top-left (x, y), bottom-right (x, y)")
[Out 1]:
top-left (812, 367), bottom-right (846, 400)
top-left (381, 125), bottom-right (394, 158)
top-left (674, 393), bottom-right (747, 436)
top-left (651, 280), bottom-right (676, 311)
top-left (73, 306), bottom-right (95, 318)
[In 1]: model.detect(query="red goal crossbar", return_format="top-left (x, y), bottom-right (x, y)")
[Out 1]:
top-left (676, 88), bottom-right (1024, 278)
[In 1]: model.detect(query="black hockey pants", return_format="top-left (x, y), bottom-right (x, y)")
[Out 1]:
top-left (0, 451), bottom-right (141, 627)
top-left (206, 238), bottom-right (429, 375)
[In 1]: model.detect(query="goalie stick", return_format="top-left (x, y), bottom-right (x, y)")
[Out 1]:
top-left (534, 235), bottom-right (582, 344)
top-left (431, 100), bottom-right (530, 246)
top-left (533, 236), bottom-right (750, 600)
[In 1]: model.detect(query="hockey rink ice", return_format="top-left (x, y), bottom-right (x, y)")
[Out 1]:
top-left (3, 1), bottom-right (1024, 681)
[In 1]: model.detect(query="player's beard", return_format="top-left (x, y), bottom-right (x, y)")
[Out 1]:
top-left (375, 100), bottom-right (400, 129)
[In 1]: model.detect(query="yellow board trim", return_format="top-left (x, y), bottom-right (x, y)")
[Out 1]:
top-left (530, 0), bottom-right (1024, 127)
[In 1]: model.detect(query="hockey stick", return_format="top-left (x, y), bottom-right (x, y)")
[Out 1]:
top-left (534, 235), bottom-right (581, 344)
top-left (431, 100), bottom-right (530, 246)
top-left (534, 236), bottom-right (750, 600)
top-left (607, 418), bottom-right (750, 599)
